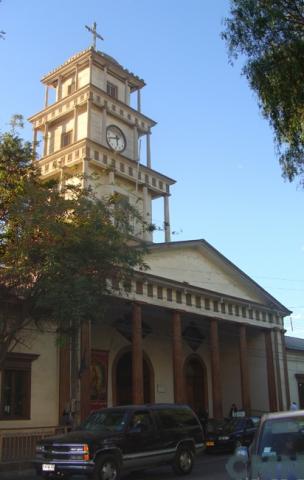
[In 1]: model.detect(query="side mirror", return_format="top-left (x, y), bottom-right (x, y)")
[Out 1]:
top-left (235, 446), bottom-right (249, 459)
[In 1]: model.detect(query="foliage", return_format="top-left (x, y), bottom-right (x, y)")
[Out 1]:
top-left (0, 128), bottom-right (147, 367)
top-left (222, 0), bottom-right (304, 184)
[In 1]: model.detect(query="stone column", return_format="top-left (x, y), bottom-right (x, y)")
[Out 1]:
top-left (133, 126), bottom-right (138, 161)
top-left (80, 320), bottom-right (91, 421)
top-left (32, 129), bottom-right (38, 159)
top-left (146, 130), bottom-right (151, 169)
top-left (125, 79), bottom-right (129, 104)
top-left (164, 195), bottom-right (171, 242)
top-left (172, 311), bottom-right (184, 403)
top-left (273, 328), bottom-right (283, 411)
top-left (75, 64), bottom-right (79, 90)
top-left (137, 89), bottom-right (141, 112)
top-left (143, 186), bottom-right (150, 241)
top-left (73, 106), bottom-right (78, 143)
top-left (44, 85), bottom-right (49, 108)
top-left (210, 318), bottom-right (223, 418)
top-left (102, 106), bottom-right (107, 146)
top-left (239, 325), bottom-right (251, 415)
top-left (103, 66), bottom-right (108, 91)
top-left (89, 56), bottom-right (93, 84)
top-left (265, 330), bottom-right (278, 412)
top-left (87, 100), bottom-right (91, 139)
top-left (43, 123), bottom-right (49, 157)
top-left (132, 303), bottom-right (144, 404)
top-left (57, 75), bottom-right (63, 101)
top-left (281, 331), bottom-right (291, 409)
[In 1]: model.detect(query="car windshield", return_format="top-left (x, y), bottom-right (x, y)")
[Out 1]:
top-left (207, 419), bottom-right (229, 433)
top-left (79, 410), bottom-right (127, 433)
top-left (258, 416), bottom-right (304, 457)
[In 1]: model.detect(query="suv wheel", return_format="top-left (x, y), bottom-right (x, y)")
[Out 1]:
top-left (172, 446), bottom-right (194, 475)
top-left (93, 454), bottom-right (120, 480)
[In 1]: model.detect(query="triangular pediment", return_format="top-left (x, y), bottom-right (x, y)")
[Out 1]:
top-left (145, 240), bottom-right (289, 313)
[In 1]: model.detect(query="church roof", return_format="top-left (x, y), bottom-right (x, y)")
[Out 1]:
top-left (147, 239), bottom-right (291, 315)
top-left (285, 336), bottom-right (304, 351)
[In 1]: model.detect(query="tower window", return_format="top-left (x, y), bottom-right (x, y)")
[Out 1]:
top-left (67, 83), bottom-right (75, 95)
top-left (61, 131), bottom-right (72, 148)
top-left (107, 81), bottom-right (118, 99)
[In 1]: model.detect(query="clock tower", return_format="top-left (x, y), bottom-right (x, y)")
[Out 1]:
top-left (28, 43), bottom-right (175, 242)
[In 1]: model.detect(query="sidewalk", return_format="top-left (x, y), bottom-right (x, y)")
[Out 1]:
top-left (0, 461), bottom-right (35, 479)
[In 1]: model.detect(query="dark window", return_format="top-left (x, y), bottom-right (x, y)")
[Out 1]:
top-left (61, 131), bottom-right (72, 148)
top-left (204, 298), bottom-right (210, 310)
top-left (157, 408), bottom-right (197, 429)
top-left (228, 304), bottom-right (233, 315)
top-left (157, 286), bottom-right (163, 299)
top-left (67, 83), bottom-right (75, 95)
top-left (235, 305), bottom-right (239, 316)
top-left (167, 288), bottom-right (173, 302)
top-left (1, 353), bottom-right (38, 420)
top-left (136, 281), bottom-right (143, 294)
top-left (195, 296), bottom-right (201, 308)
top-left (107, 81), bottom-right (118, 99)
top-left (242, 306), bottom-right (247, 318)
top-left (176, 291), bottom-right (182, 303)
top-left (213, 301), bottom-right (219, 312)
top-left (147, 284), bottom-right (153, 297)
top-left (94, 150), bottom-right (99, 160)
top-left (221, 303), bottom-right (226, 314)
top-left (186, 293), bottom-right (192, 306)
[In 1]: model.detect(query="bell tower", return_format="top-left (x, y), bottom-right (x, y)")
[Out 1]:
top-left (28, 31), bottom-right (175, 242)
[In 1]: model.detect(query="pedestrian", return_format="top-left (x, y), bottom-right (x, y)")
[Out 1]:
top-left (229, 403), bottom-right (238, 417)
top-left (290, 401), bottom-right (298, 411)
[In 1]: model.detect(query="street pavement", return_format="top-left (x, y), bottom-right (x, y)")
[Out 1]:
top-left (0, 453), bottom-right (231, 480)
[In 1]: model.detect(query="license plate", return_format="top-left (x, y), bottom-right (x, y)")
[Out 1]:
top-left (206, 441), bottom-right (215, 447)
top-left (42, 464), bottom-right (55, 472)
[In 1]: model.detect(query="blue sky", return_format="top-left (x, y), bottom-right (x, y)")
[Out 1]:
top-left (1, 0), bottom-right (303, 338)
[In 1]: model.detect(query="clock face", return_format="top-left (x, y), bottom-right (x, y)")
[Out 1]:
top-left (106, 125), bottom-right (126, 152)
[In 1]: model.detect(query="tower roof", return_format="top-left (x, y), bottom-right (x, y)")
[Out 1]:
top-left (41, 47), bottom-right (145, 91)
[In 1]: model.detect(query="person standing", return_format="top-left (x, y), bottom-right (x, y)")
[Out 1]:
top-left (229, 403), bottom-right (238, 417)
top-left (290, 401), bottom-right (298, 411)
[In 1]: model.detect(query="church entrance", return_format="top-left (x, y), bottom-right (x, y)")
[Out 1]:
top-left (184, 356), bottom-right (207, 414)
top-left (115, 351), bottom-right (154, 405)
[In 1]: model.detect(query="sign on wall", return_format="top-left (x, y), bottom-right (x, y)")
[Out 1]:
top-left (90, 350), bottom-right (109, 411)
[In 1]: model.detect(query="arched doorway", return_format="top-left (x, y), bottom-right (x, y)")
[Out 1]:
top-left (113, 350), bottom-right (155, 405)
top-left (184, 355), bottom-right (208, 414)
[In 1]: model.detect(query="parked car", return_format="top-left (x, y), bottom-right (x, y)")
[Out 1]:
top-left (34, 404), bottom-right (205, 479)
top-left (229, 410), bottom-right (304, 479)
top-left (205, 417), bottom-right (257, 452)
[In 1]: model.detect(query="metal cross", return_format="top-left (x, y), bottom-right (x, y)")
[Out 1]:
top-left (85, 22), bottom-right (104, 50)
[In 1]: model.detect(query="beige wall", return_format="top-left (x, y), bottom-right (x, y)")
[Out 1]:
top-left (92, 65), bottom-right (129, 104)
top-left (0, 327), bottom-right (59, 428)
top-left (146, 247), bottom-right (266, 303)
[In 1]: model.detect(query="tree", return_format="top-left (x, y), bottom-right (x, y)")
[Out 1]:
top-left (0, 128), bottom-right (147, 369)
top-left (222, 0), bottom-right (304, 184)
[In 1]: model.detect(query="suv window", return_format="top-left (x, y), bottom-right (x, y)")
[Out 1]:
top-left (129, 411), bottom-right (154, 432)
top-left (158, 408), bottom-right (198, 429)
top-left (258, 417), bottom-right (304, 457)
top-left (79, 410), bottom-right (127, 433)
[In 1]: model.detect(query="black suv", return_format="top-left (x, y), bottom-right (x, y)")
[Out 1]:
top-left (34, 403), bottom-right (205, 479)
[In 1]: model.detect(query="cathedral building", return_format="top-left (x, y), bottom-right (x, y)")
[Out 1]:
top-left (0, 35), bottom-right (293, 447)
